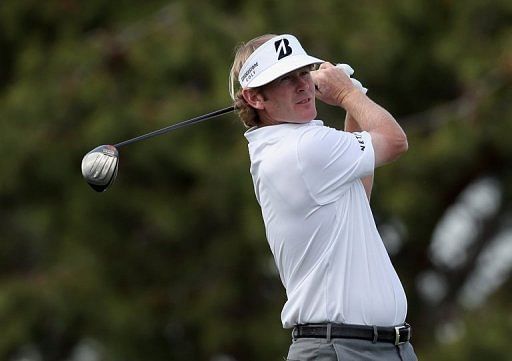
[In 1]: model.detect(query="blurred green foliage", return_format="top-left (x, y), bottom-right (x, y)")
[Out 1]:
top-left (0, 0), bottom-right (511, 360)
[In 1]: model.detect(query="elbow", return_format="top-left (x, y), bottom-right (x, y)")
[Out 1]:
top-left (398, 132), bottom-right (408, 155)
top-left (382, 131), bottom-right (408, 164)
top-left (372, 121), bottom-right (408, 166)
top-left (391, 132), bottom-right (408, 160)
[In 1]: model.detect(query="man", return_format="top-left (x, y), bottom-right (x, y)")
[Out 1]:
top-left (229, 34), bottom-right (417, 361)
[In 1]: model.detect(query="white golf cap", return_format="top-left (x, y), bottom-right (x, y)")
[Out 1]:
top-left (238, 34), bottom-right (324, 88)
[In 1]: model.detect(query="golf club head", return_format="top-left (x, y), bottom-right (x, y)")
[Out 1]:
top-left (81, 145), bottom-right (119, 192)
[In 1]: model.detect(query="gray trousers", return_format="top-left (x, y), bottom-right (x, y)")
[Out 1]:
top-left (286, 337), bottom-right (418, 361)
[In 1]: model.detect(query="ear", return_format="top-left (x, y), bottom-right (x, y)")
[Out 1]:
top-left (242, 88), bottom-right (266, 110)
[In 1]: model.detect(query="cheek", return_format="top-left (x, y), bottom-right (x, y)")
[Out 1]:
top-left (264, 90), bottom-right (288, 109)
top-left (306, 76), bottom-right (315, 88)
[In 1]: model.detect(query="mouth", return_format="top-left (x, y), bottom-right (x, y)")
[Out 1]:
top-left (296, 97), bottom-right (311, 105)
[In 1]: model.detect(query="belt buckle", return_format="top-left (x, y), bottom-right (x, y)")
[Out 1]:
top-left (394, 324), bottom-right (411, 345)
top-left (292, 326), bottom-right (301, 340)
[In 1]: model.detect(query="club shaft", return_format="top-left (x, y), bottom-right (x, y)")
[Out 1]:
top-left (114, 106), bottom-right (235, 148)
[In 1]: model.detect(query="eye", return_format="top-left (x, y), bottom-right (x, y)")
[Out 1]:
top-left (299, 66), bottom-right (311, 76)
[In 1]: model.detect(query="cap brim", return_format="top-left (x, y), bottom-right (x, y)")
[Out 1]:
top-left (246, 55), bottom-right (324, 88)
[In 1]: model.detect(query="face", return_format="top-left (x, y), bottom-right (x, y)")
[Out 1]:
top-left (246, 66), bottom-right (317, 126)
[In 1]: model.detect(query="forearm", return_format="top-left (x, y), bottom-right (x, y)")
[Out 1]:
top-left (344, 111), bottom-right (361, 132)
top-left (342, 91), bottom-right (400, 135)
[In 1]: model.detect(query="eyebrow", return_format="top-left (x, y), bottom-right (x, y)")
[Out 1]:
top-left (281, 66), bottom-right (312, 78)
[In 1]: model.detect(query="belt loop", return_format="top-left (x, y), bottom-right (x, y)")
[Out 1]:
top-left (292, 326), bottom-right (298, 341)
top-left (326, 323), bottom-right (332, 342)
top-left (372, 325), bottom-right (378, 344)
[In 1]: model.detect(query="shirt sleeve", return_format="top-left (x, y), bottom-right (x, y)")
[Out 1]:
top-left (297, 126), bottom-right (375, 205)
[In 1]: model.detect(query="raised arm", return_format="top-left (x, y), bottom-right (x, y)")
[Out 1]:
top-left (312, 63), bottom-right (408, 167)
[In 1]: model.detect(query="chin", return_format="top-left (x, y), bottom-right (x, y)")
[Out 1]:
top-left (289, 118), bottom-right (314, 124)
top-left (302, 109), bottom-right (317, 122)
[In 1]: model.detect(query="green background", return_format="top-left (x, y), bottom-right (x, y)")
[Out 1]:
top-left (1, 0), bottom-right (511, 360)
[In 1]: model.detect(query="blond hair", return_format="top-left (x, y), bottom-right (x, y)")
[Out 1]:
top-left (229, 34), bottom-right (277, 128)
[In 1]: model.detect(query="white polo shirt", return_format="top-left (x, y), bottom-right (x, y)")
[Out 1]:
top-left (245, 120), bottom-right (407, 329)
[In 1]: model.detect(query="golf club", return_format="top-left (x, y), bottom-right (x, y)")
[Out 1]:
top-left (81, 106), bottom-right (235, 192)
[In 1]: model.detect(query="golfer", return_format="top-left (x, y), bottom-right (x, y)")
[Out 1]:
top-left (229, 34), bottom-right (417, 361)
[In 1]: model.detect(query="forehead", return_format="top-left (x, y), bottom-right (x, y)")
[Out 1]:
top-left (282, 65), bottom-right (315, 76)
top-left (269, 65), bottom-right (314, 84)
top-left (259, 66), bottom-right (313, 93)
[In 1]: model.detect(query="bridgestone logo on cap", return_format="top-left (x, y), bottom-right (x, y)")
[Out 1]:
top-left (274, 39), bottom-right (293, 60)
top-left (240, 62), bottom-right (259, 83)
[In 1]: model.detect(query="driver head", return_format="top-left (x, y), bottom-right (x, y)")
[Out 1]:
top-left (81, 145), bottom-right (119, 192)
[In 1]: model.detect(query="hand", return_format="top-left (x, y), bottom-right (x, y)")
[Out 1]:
top-left (336, 64), bottom-right (368, 94)
top-left (311, 62), bottom-right (357, 106)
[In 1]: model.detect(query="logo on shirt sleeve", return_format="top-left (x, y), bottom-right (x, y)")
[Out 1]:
top-left (354, 133), bottom-right (366, 151)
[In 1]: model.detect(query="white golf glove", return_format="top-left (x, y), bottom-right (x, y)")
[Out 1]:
top-left (336, 63), bottom-right (368, 94)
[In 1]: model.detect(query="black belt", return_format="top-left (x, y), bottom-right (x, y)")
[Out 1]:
top-left (292, 323), bottom-right (412, 345)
